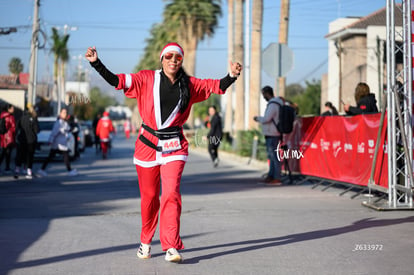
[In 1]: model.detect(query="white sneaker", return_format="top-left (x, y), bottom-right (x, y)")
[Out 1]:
top-left (25, 174), bottom-right (33, 179)
top-left (137, 243), bottom-right (151, 259)
top-left (67, 169), bottom-right (78, 176)
top-left (165, 248), bottom-right (183, 263)
top-left (37, 169), bottom-right (48, 177)
top-left (213, 158), bottom-right (219, 168)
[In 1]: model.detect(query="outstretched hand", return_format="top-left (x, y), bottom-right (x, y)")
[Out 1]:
top-left (229, 61), bottom-right (243, 77)
top-left (85, 46), bottom-right (98, 63)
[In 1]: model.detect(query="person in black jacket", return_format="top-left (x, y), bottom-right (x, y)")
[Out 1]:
top-left (344, 82), bottom-right (379, 115)
top-left (14, 106), bottom-right (39, 179)
top-left (92, 113), bottom-right (101, 154)
top-left (206, 105), bottom-right (223, 167)
top-left (321, 101), bottom-right (339, 116)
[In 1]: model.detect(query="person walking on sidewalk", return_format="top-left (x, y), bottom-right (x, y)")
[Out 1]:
top-left (206, 105), bottom-right (223, 167)
top-left (96, 111), bottom-right (115, 159)
top-left (85, 42), bottom-right (242, 263)
top-left (37, 108), bottom-right (78, 177)
top-left (254, 86), bottom-right (284, 186)
top-left (0, 104), bottom-right (16, 175)
top-left (14, 105), bottom-right (39, 179)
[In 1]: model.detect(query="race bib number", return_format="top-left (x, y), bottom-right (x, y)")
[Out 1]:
top-left (159, 137), bottom-right (181, 153)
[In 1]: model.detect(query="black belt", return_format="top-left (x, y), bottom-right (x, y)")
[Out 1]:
top-left (139, 123), bottom-right (183, 152)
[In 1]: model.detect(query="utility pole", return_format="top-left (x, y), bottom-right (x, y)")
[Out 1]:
top-left (28, 0), bottom-right (40, 107)
top-left (234, 0), bottom-right (245, 131)
top-left (335, 38), bottom-right (342, 112)
top-left (244, 0), bottom-right (250, 129)
top-left (277, 0), bottom-right (290, 97)
top-left (0, 27), bottom-right (17, 35)
top-left (376, 36), bottom-right (382, 110)
top-left (224, 0), bottom-right (234, 134)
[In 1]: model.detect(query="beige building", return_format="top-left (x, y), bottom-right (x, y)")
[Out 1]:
top-left (322, 6), bottom-right (402, 113)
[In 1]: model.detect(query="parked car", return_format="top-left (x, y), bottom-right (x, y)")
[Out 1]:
top-left (80, 121), bottom-right (94, 147)
top-left (77, 125), bottom-right (86, 152)
top-left (35, 117), bottom-right (76, 160)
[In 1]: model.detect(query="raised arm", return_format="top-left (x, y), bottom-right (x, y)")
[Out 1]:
top-left (85, 47), bottom-right (119, 87)
top-left (218, 61), bottom-right (243, 91)
top-left (85, 46), bottom-right (98, 63)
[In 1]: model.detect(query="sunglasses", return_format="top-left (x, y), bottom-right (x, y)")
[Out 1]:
top-left (164, 52), bottom-right (183, 62)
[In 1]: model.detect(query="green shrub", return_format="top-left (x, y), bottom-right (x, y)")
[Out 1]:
top-left (186, 128), bottom-right (268, 162)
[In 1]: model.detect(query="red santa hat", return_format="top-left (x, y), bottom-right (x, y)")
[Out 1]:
top-left (103, 111), bottom-right (109, 117)
top-left (159, 42), bottom-right (184, 61)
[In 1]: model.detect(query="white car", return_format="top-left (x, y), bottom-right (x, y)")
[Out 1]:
top-left (35, 117), bottom-right (76, 160)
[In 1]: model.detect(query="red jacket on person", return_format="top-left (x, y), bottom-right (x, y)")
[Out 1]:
top-left (0, 111), bottom-right (16, 148)
top-left (96, 114), bottom-right (115, 142)
top-left (116, 69), bottom-right (225, 167)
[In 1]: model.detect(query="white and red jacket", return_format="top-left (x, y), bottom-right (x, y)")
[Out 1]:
top-left (116, 70), bottom-right (226, 167)
top-left (96, 116), bottom-right (115, 142)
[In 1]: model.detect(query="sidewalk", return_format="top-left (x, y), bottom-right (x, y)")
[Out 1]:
top-left (1, 136), bottom-right (413, 275)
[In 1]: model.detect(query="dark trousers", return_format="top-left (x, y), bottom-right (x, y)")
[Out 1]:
top-left (208, 142), bottom-right (220, 162)
top-left (42, 149), bottom-right (71, 171)
top-left (15, 143), bottom-right (35, 170)
top-left (0, 145), bottom-right (13, 171)
top-left (265, 136), bottom-right (281, 180)
top-left (95, 135), bottom-right (101, 152)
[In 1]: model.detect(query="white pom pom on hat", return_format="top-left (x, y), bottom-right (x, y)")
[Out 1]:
top-left (160, 42), bottom-right (184, 61)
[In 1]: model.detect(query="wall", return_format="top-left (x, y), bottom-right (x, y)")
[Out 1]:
top-left (0, 89), bottom-right (25, 110)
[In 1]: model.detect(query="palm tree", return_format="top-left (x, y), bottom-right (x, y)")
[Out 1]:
top-left (8, 57), bottom-right (24, 76)
top-left (234, 0), bottom-right (245, 131)
top-left (249, 0), bottom-right (262, 129)
top-left (164, 0), bottom-right (221, 76)
top-left (164, 0), bottom-right (222, 127)
top-left (51, 27), bottom-right (70, 114)
top-left (224, 0), bottom-right (234, 133)
top-left (60, 45), bottom-right (69, 106)
top-left (135, 23), bottom-right (177, 72)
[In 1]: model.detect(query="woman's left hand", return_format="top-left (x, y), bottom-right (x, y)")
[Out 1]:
top-left (229, 61), bottom-right (243, 77)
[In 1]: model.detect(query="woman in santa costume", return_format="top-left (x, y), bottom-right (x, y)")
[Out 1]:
top-left (85, 42), bottom-right (242, 263)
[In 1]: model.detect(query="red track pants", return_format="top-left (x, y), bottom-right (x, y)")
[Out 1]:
top-left (135, 160), bottom-right (185, 251)
top-left (125, 130), bottom-right (130, 139)
top-left (101, 141), bottom-right (109, 156)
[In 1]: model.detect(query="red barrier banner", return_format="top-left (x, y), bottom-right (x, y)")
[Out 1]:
top-left (283, 113), bottom-right (388, 188)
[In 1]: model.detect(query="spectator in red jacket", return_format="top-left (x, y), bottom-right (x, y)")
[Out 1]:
top-left (96, 111), bottom-right (115, 159)
top-left (0, 104), bottom-right (16, 174)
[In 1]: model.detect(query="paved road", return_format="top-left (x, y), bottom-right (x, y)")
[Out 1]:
top-left (1, 135), bottom-right (413, 275)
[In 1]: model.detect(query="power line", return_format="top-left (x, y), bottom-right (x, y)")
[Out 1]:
top-left (0, 27), bottom-right (17, 35)
top-left (296, 57), bottom-right (329, 83)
